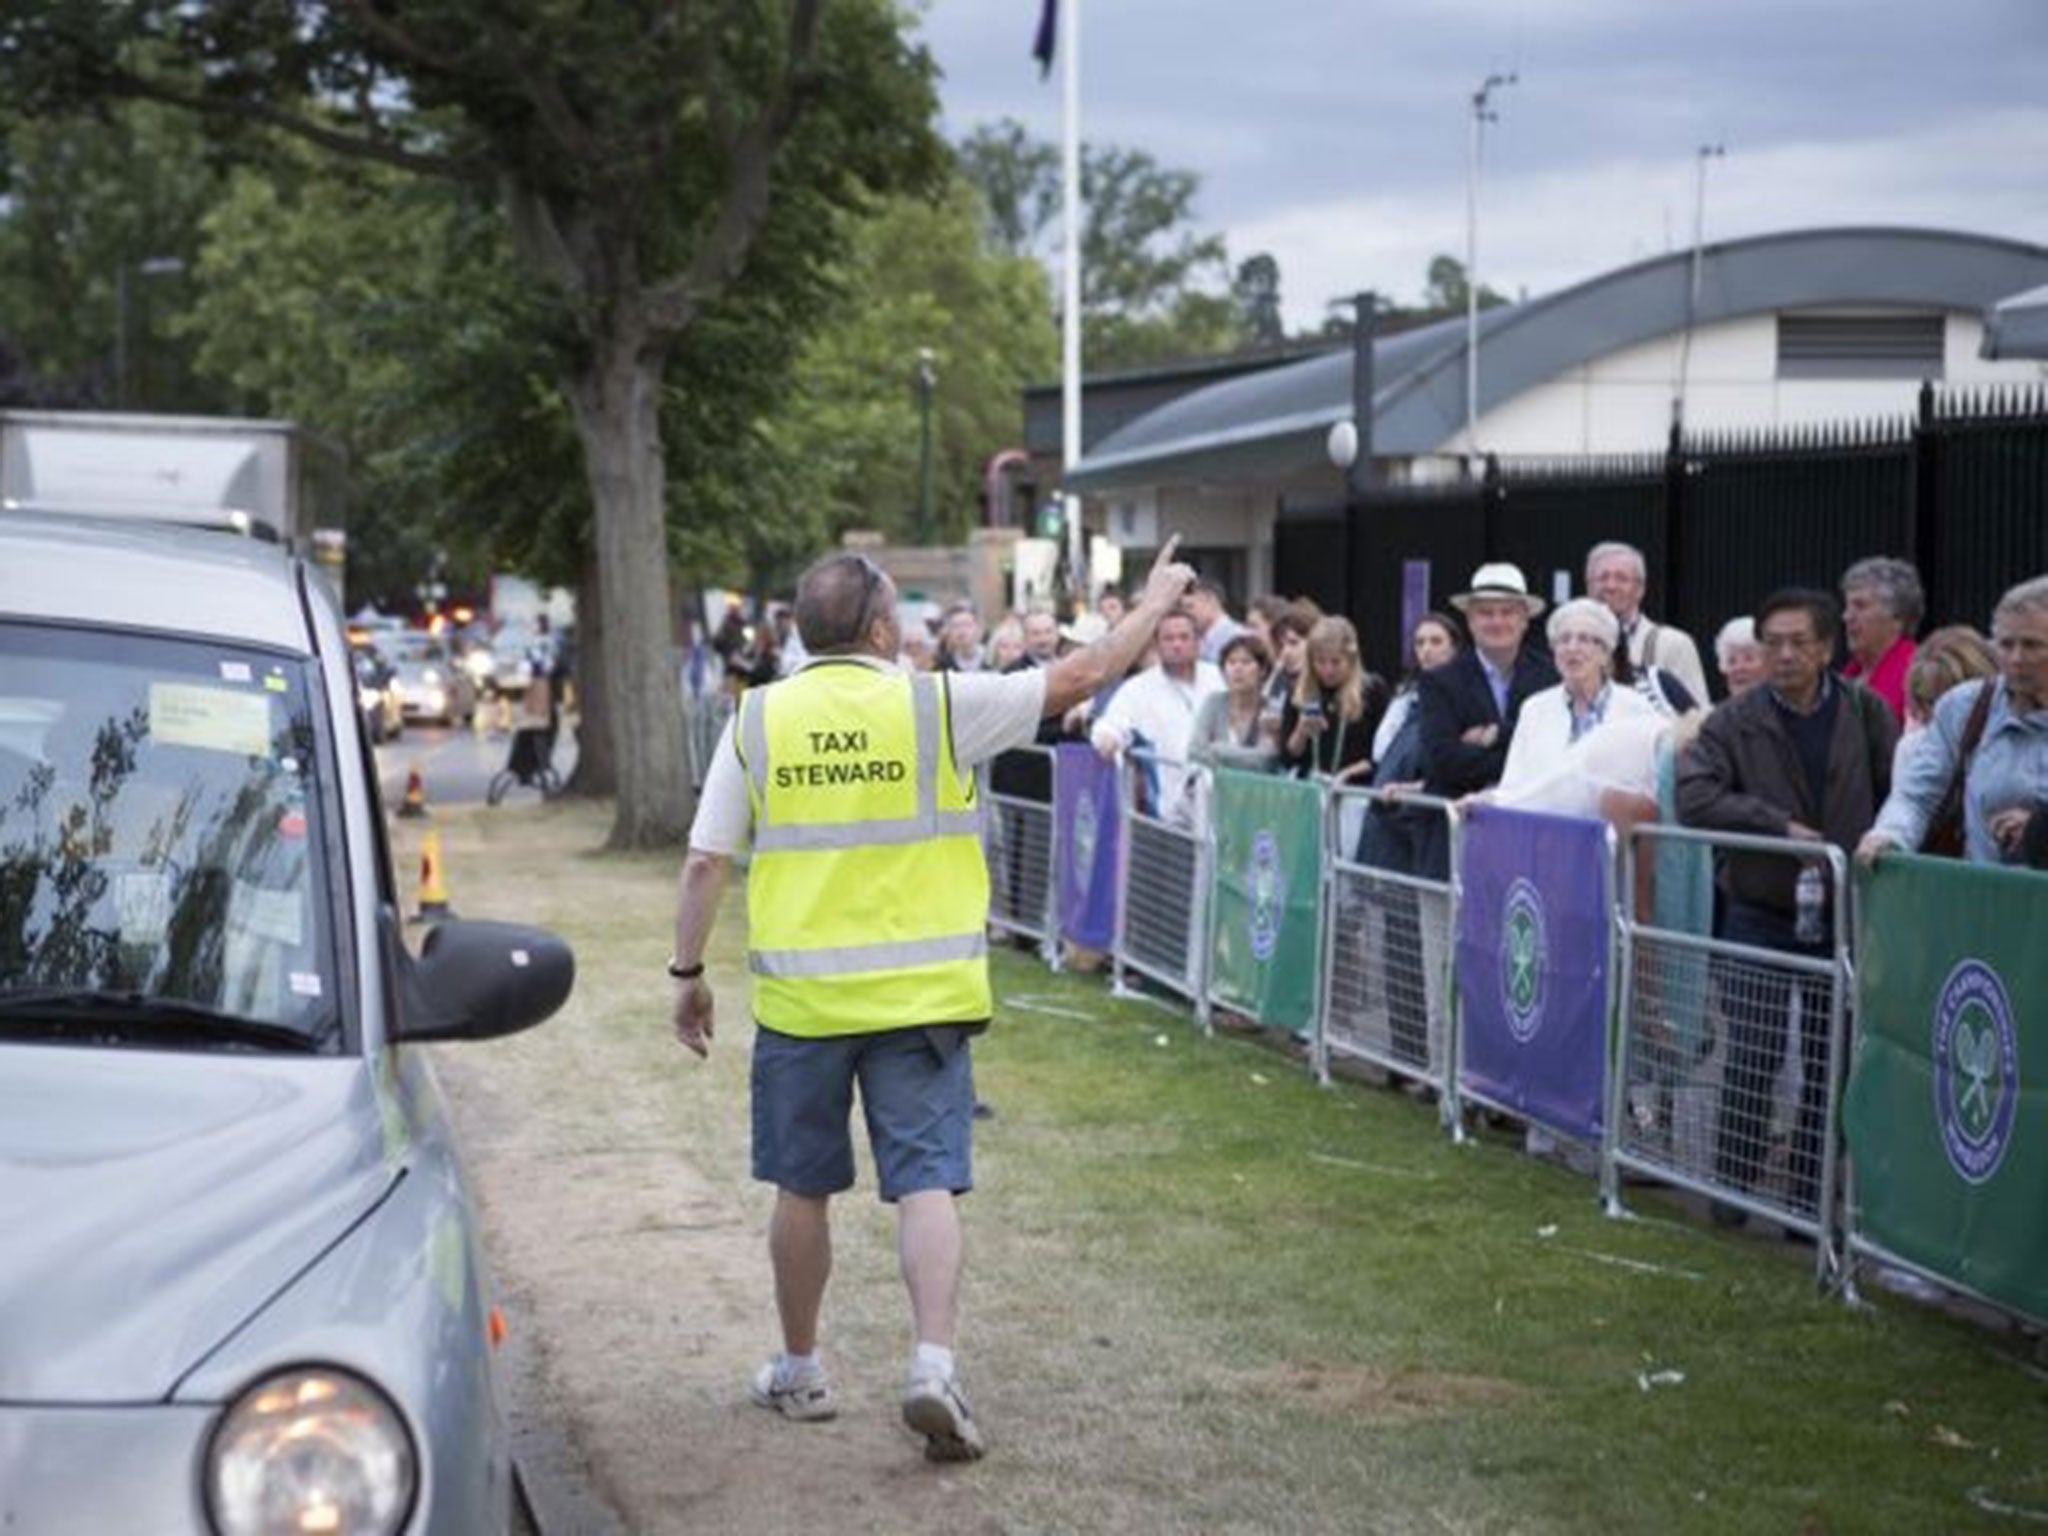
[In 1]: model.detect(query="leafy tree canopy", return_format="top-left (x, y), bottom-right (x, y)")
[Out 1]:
top-left (956, 118), bottom-right (1239, 370)
top-left (0, 0), bottom-right (947, 847)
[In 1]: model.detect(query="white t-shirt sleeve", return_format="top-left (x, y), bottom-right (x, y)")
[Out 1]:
top-left (687, 716), bottom-right (752, 855)
top-left (943, 668), bottom-right (1049, 766)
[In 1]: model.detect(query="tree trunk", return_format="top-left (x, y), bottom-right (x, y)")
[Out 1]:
top-left (563, 549), bottom-right (616, 796)
top-left (562, 320), bottom-right (692, 849)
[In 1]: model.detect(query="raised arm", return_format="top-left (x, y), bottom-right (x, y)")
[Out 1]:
top-left (1043, 536), bottom-right (1196, 719)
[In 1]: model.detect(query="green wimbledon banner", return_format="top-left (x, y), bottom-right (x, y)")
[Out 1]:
top-left (1208, 769), bottom-right (1324, 1036)
top-left (1846, 852), bottom-right (2047, 1321)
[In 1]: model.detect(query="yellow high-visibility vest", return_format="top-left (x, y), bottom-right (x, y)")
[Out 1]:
top-left (737, 660), bottom-right (990, 1036)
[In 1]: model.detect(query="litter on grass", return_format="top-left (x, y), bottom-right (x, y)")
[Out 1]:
top-left (1005, 994), bottom-right (1095, 1021)
top-left (1549, 1244), bottom-right (1704, 1281)
top-left (1307, 1151), bottom-right (1437, 1180)
top-left (1636, 1369), bottom-right (1686, 1392)
top-left (1968, 1482), bottom-right (2048, 1524)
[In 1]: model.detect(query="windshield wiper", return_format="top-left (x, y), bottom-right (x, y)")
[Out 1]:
top-left (0, 989), bottom-right (321, 1053)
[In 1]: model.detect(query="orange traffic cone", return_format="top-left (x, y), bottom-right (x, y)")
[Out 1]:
top-left (397, 763), bottom-right (428, 819)
top-left (416, 828), bottom-right (456, 922)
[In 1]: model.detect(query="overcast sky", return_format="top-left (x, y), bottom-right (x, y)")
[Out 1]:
top-left (914, 0), bottom-right (2048, 330)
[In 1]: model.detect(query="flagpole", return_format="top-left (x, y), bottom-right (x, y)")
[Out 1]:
top-left (1060, 0), bottom-right (1085, 607)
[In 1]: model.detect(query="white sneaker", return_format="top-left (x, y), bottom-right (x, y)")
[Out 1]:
top-left (901, 1373), bottom-right (985, 1462)
top-left (750, 1357), bottom-right (837, 1422)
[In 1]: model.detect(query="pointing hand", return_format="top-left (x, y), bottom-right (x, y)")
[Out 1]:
top-left (1141, 533), bottom-right (1196, 612)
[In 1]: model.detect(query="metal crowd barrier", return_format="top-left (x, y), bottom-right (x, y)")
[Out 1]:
top-left (984, 745), bottom-right (1061, 968)
top-left (684, 693), bottom-right (733, 790)
top-left (1111, 749), bottom-right (1213, 1024)
top-left (1606, 825), bottom-right (1852, 1283)
top-left (1316, 787), bottom-right (1460, 1123)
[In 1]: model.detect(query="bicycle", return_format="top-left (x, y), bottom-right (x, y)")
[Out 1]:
top-left (486, 724), bottom-right (563, 806)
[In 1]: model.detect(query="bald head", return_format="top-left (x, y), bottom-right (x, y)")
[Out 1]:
top-left (796, 553), bottom-right (895, 656)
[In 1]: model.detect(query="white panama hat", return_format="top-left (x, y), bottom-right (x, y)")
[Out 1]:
top-left (1450, 561), bottom-right (1546, 617)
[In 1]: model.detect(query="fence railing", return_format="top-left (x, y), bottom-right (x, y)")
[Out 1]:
top-left (1607, 827), bottom-right (1853, 1285)
top-left (983, 746), bottom-right (1061, 968)
top-left (1110, 750), bottom-right (1212, 1024)
top-left (1317, 789), bottom-right (1459, 1123)
top-left (980, 766), bottom-right (2039, 1324)
top-left (1276, 383), bottom-right (2048, 682)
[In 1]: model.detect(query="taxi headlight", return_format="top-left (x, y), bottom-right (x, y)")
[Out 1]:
top-left (206, 1368), bottom-right (417, 1536)
top-left (421, 667), bottom-right (443, 687)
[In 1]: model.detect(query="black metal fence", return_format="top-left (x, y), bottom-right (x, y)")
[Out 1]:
top-left (1277, 383), bottom-right (2048, 680)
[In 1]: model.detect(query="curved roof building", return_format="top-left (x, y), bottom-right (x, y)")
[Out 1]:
top-left (1063, 227), bottom-right (2048, 496)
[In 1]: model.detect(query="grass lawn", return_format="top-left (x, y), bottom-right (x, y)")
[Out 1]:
top-left (969, 948), bottom-right (2047, 1533)
top-left (424, 800), bottom-right (2047, 1534)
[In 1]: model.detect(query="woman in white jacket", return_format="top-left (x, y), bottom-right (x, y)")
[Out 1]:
top-left (1496, 597), bottom-right (1666, 817)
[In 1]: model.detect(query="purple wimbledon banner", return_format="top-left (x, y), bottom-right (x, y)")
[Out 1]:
top-left (1455, 805), bottom-right (1611, 1141)
top-left (1056, 743), bottom-right (1121, 950)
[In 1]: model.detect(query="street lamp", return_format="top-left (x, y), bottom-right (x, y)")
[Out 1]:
top-left (1325, 291), bottom-right (1379, 502)
top-left (1464, 72), bottom-right (1515, 469)
top-left (914, 347), bottom-right (937, 545)
top-left (114, 255), bottom-right (186, 409)
top-left (1673, 143), bottom-right (1727, 432)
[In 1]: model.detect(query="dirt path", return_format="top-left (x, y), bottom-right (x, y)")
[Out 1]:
top-left (419, 805), bottom-right (1211, 1536)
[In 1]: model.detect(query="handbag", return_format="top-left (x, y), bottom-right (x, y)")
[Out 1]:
top-left (1923, 682), bottom-right (1996, 858)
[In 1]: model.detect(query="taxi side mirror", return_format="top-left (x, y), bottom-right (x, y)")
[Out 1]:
top-left (390, 915), bottom-right (574, 1042)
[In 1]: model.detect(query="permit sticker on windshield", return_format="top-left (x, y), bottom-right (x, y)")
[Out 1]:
top-left (150, 684), bottom-right (273, 756)
top-left (219, 661), bottom-right (253, 683)
top-left (114, 871), bottom-right (172, 945)
top-left (229, 881), bottom-right (305, 946)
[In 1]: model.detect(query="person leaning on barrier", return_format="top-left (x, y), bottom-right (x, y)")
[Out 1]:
top-left (1677, 586), bottom-right (1896, 1227)
top-left (1415, 563), bottom-right (1559, 878)
top-left (1088, 607), bottom-right (1223, 822)
top-left (1858, 575), bottom-right (2048, 869)
top-left (1494, 597), bottom-right (1666, 818)
top-left (1261, 599), bottom-right (1323, 724)
top-left (1190, 631), bottom-right (1279, 773)
top-left (1356, 611), bottom-right (1461, 870)
top-left (668, 537), bottom-right (1197, 1462)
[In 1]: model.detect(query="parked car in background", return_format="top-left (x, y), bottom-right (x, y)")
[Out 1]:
top-left (351, 639), bottom-right (405, 743)
top-left (388, 629), bottom-right (477, 727)
top-left (0, 503), bottom-right (575, 1534)
top-left (488, 624), bottom-right (537, 698)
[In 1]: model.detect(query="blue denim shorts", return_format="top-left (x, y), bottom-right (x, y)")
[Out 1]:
top-left (751, 1025), bottom-right (976, 1202)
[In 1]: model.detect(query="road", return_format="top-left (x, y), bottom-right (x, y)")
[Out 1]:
top-left (374, 715), bottom-right (580, 808)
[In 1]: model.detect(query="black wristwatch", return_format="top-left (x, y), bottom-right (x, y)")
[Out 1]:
top-left (667, 958), bottom-right (705, 980)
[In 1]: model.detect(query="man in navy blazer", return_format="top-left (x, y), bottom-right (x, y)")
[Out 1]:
top-left (1413, 562), bottom-right (1559, 875)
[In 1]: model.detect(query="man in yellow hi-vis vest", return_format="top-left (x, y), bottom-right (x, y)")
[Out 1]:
top-left (671, 538), bottom-right (1195, 1462)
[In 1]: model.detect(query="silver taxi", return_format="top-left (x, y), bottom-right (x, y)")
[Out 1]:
top-left (0, 506), bottom-right (573, 1534)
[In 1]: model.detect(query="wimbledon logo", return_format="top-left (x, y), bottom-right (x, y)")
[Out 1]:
top-left (1932, 958), bottom-right (2020, 1185)
top-left (1248, 829), bottom-right (1282, 963)
top-left (1500, 877), bottom-right (1547, 1043)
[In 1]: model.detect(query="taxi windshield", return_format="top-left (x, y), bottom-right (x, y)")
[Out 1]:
top-left (0, 621), bottom-right (342, 1051)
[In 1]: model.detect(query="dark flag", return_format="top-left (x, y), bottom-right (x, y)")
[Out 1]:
top-left (1032, 0), bottom-right (1057, 77)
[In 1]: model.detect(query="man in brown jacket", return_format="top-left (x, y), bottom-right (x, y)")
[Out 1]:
top-left (1677, 587), bottom-right (1896, 1228)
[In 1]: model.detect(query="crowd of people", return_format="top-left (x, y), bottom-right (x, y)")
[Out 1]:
top-left (696, 546), bottom-right (2048, 891)
top-left (835, 542), bottom-right (2045, 1224)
